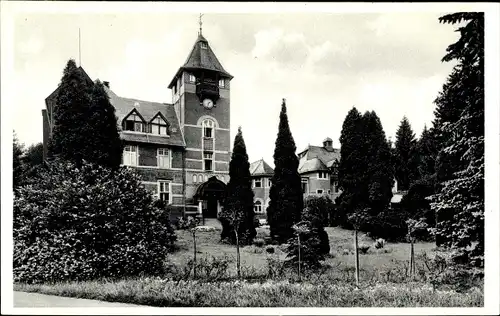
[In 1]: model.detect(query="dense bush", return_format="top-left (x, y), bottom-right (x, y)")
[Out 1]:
top-left (350, 209), bottom-right (408, 242)
top-left (303, 197), bottom-right (331, 255)
top-left (13, 160), bottom-right (176, 284)
top-left (285, 221), bottom-right (327, 270)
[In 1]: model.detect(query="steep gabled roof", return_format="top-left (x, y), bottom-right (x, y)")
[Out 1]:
top-left (298, 157), bottom-right (329, 174)
top-left (298, 145), bottom-right (340, 174)
top-left (107, 88), bottom-right (185, 147)
top-left (168, 34), bottom-right (233, 88)
top-left (249, 159), bottom-right (274, 177)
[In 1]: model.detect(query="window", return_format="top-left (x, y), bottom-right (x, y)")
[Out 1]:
top-left (254, 200), bottom-right (262, 214)
top-left (189, 74), bottom-right (196, 83)
top-left (317, 189), bottom-right (323, 195)
top-left (158, 181), bottom-right (170, 203)
top-left (301, 178), bottom-right (308, 194)
top-left (268, 179), bottom-right (272, 187)
top-left (318, 172), bottom-right (329, 179)
top-left (219, 79), bottom-right (225, 88)
top-left (151, 116), bottom-right (169, 135)
top-left (204, 152), bottom-right (213, 171)
top-left (327, 189), bottom-right (331, 195)
top-left (158, 148), bottom-right (170, 168)
top-left (202, 119), bottom-right (214, 138)
top-left (193, 174), bottom-right (198, 183)
top-left (204, 175), bottom-right (209, 182)
top-left (124, 113), bottom-right (144, 132)
top-left (123, 145), bottom-right (138, 166)
top-left (201, 42), bottom-right (208, 49)
top-left (334, 181), bottom-right (340, 193)
top-left (254, 178), bottom-right (262, 188)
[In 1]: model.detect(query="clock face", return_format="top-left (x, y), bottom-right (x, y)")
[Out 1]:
top-left (203, 98), bottom-right (214, 109)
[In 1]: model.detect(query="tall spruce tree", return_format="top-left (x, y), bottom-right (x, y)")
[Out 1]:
top-left (416, 125), bottom-right (439, 179)
top-left (335, 107), bottom-right (367, 227)
top-left (267, 99), bottom-right (303, 243)
top-left (48, 59), bottom-right (93, 164)
top-left (85, 80), bottom-right (123, 169)
top-left (394, 116), bottom-right (418, 191)
top-left (220, 127), bottom-right (256, 245)
top-left (430, 13), bottom-right (484, 266)
top-left (362, 111), bottom-right (394, 215)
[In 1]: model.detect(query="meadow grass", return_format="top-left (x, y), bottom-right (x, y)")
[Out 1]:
top-left (14, 225), bottom-right (483, 307)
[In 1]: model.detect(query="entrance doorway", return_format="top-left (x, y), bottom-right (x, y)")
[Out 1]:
top-left (194, 176), bottom-right (226, 223)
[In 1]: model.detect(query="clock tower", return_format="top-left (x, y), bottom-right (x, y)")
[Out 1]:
top-left (168, 32), bottom-right (233, 211)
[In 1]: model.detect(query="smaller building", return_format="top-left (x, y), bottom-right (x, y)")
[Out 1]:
top-left (298, 137), bottom-right (341, 202)
top-left (249, 159), bottom-right (274, 219)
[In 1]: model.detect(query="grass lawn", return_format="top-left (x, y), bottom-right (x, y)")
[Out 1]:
top-left (14, 224), bottom-right (483, 307)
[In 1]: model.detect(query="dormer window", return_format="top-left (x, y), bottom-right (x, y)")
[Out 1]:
top-left (124, 113), bottom-right (144, 132)
top-left (189, 74), bottom-right (196, 83)
top-left (318, 172), bottom-right (329, 180)
top-left (151, 116), bottom-right (169, 135)
top-left (201, 42), bottom-right (208, 49)
top-left (219, 79), bottom-right (225, 88)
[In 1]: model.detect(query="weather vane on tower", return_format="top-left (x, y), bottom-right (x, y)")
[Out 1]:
top-left (199, 13), bottom-right (204, 36)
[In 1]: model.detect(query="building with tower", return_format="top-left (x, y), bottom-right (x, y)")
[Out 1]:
top-left (42, 30), bottom-right (232, 220)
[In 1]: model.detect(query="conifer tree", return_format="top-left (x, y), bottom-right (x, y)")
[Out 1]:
top-left (430, 13), bottom-right (484, 266)
top-left (394, 116), bottom-right (418, 191)
top-left (267, 99), bottom-right (303, 243)
top-left (220, 127), bottom-right (256, 245)
top-left (85, 80), bottom-right (123, 169)
top-left (48, 59), bottom-right (93, 164)
top-left (335, 107), bottom-right (367, 227)
top-left (362, 111), bottom-right (394, 215)
top-left (416, 125), bottom-right (439, 179)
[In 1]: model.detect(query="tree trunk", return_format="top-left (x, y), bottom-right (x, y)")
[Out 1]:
top-left (409, 237), bottom-right (415, 279)
top-left (298, 234), bottom-right (301, 282)
top-left (354, 228), bottom-right (360, 287)
top-left (193, 231), bottom-right (197, 279)
top-left (235, 229), bottom-right (241, 279)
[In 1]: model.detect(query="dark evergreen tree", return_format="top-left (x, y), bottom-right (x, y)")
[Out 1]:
top-left (430, 13), bottom-right (484, 266)
top-left (85, 80), bottom-right (123, 169)
top-left (362, 111), bottom-right (394, 215)
top-left (13, 131), bottom-right (25, 189)
top-left (416, 125), bottom-right (439, 179)
top-left (335, 107), bottom-right (367, 227)
top-left (394, 116), bottom-right (418, 191)
top-left (267, 99), bottom-right (303, 243)
top-left (48, 59), bottom-right (93, 165)
top-left (220, 127), bottom-right (256, 245)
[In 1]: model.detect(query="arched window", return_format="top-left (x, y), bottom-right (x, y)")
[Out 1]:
top-left (202, 119), bottom-right (214, 138)
top-left (124, 113), bottom-right (144, 132)
top-left (151, 116), bottom-right (169, 135)
top-left (254, 200), bottom-right (263, 214)
top-left (193, 174), bottom-right (197, 183)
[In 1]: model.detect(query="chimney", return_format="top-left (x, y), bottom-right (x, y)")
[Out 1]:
top-left (103, 81), bottom-right (110, 88)
top-left (323, 137), bottom-right (333, 151)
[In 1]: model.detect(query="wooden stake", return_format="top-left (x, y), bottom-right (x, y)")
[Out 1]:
top-left (354, 228), bottom-right (360, 287)
top-left (298, 234), bottom-right (301, 282)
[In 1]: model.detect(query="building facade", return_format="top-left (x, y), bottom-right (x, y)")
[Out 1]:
top-left (249, 159), bottom-right (274, 219)
top-left (42, 32), bottom-right (232, 219)
top-left (298, 137), bottom-right (342, 202)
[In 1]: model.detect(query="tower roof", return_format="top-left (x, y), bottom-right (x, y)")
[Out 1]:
top-left (168, 34), bottom-right (233, 88)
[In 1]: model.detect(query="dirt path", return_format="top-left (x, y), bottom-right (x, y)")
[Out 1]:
top-left (14, 291), bottom-right (144, 307)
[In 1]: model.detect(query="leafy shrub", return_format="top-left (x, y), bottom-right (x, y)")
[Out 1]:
top-left (254, 238), bottom-right (265, 247)
top-left (13, 160), bottom-right (177, 284)
top-left (358, 244), bottom-right (370, 254)
top-left (285, 221), bottom-right (326, 270)
top-left (176, 216), bottom-right (200, 230)
top-left (374, 238), bottom-right (385, 249)
top-left (301, 204), bottom-right (331, 255)
top-left (352, 209), bottom-right (408, 242)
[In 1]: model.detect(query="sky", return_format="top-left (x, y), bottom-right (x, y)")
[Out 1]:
top-left (9, 7), bottom-right (461, 166)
